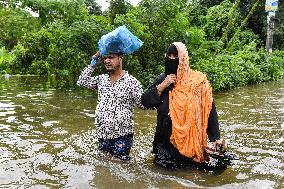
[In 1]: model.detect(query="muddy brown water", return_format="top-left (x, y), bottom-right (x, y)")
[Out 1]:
top-left (0, 76), bottom-right (283, 188)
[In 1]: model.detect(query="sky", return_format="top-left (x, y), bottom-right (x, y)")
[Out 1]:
top-left (97, 0), bottom-right (142, 11)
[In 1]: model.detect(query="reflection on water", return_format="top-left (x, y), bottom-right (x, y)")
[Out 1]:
top-left (0, 76), bottom-right (283, 188)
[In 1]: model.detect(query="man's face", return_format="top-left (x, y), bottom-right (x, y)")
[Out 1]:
top-left (103, 54), bottom-right (122, 72)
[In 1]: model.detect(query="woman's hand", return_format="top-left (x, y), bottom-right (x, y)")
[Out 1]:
top-left (212, 139), bottom-right (228, 152)
top-left (163, 74), bottom-right (177, 87)
top-left (156, 74), bottom-right (176, 95)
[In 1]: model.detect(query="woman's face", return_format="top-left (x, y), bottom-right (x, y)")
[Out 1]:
top-left (165, 53), bottom-right (179, 60)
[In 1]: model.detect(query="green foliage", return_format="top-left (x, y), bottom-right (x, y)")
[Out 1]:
top-left (1, 0), bottom-right (284, 91)
top-left (199, 0), bottom-right (223, 8)
top-left (239, 0), bottom-right (267, 43)
top-left (0, 7), bottom-right (40, 49)
top-left (113, 1), bottom-right (196, 86)
top-left (5, 43), bottom-right (29, 74)
top-left (108, 0), bottom-right (132, 24)
top-left (20, 0), bottom-right (88, 26)
top-left (203, 0), bottom-right (241, 40)
top-left (85, 0), bottom-right (102, 15)
top-left (0, 47), bottom-right (14, 64)
top-left (201, 0), bottom-right (268, 48)
top-left (194, 43), bottom-right (284, 91)
top-left (0, 47), bottom-right (15, 73)
top-left (4, 15), bottom-right (111, 87)
top-left (227, 29), bottom-right (261, 51)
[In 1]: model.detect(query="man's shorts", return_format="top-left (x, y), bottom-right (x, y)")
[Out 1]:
top-left (98, 134), bottom-right (133, 160)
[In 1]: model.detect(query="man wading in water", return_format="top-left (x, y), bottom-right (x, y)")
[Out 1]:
top-left (77, 26), bottom-right (144, 160)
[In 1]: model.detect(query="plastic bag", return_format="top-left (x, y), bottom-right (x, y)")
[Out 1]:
top-left (98, 25), bottom-right (143, 56)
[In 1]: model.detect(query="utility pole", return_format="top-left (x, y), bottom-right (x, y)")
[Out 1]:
top-left (265, 0), bottom-right (278, 53)
top-left (266, 12), bottom-right (276, 53)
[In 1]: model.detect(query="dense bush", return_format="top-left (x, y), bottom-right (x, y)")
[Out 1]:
top-left (0, 0), bottom-right (283, 90)
top-left (0, 8), bottom-right (40, 50)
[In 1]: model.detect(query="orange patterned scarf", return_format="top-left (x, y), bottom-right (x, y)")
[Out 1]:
top-left (169, 42), bottom-right (213, 163)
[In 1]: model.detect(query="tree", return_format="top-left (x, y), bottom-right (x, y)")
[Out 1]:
top-left (0, 7), bottom-right (40, 49)
top-left (200, 0), bottom-right (266, 45)
top-left (239, 0), bottom-right (266, 44)
top-left (107, 0), bottom-right (132, 23)
top-left (199, 0), bottom-right (223, 8)
top-left (16, 0), bottom-right (88, 26)
top-left (203, 0), bottom-right (241, 41)
top-left (85, 0), bottom-right (102, 15)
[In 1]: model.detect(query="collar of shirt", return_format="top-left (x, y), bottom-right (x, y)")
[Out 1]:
top-left (107, 71), bottom-right (129, 83)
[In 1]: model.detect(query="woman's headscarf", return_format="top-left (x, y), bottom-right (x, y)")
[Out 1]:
top-left (169, 42), bottom-right (213, 163)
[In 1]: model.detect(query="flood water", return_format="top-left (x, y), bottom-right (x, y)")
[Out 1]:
top-left (0, 75), bottom-right (283, 189)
